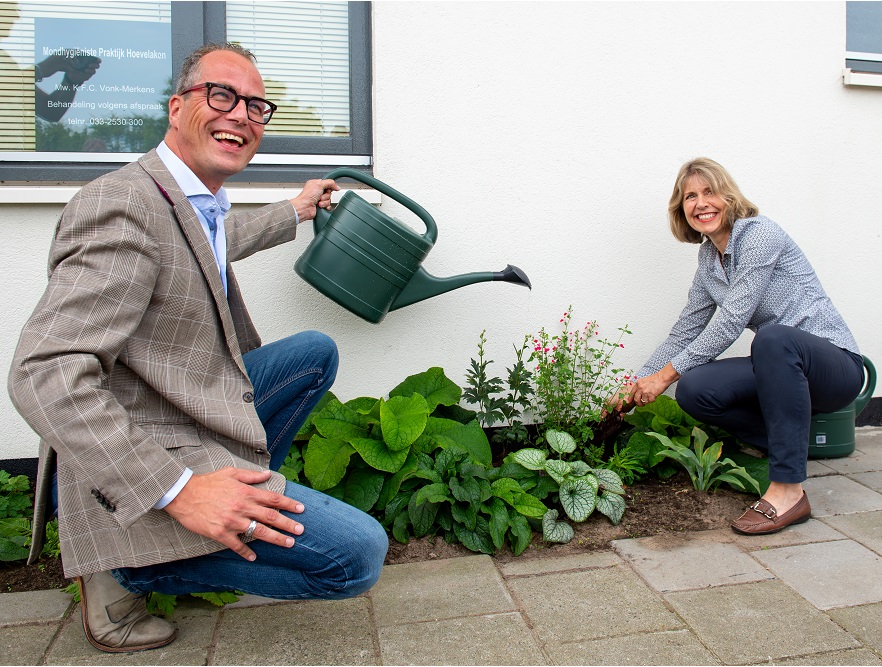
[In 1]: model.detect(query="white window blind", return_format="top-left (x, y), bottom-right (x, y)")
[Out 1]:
top-left (226, 1), bottom-right (351, 138)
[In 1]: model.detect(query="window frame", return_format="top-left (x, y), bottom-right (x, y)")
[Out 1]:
top-left (845, 1), bottom-right (882, 75)
top-left (0, 0), bottom-right (372, 183)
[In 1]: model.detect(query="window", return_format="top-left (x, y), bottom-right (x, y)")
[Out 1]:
top-left (0, 1), bottom-right (371, 183)
top-left (846, 1), bottom-right (882, 74)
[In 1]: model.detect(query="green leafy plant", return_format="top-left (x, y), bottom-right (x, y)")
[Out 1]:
top-left (509, 430), bottom-right (627, 543)
top-left (382, 448), bottom-right (547, 556)
top-left (297, 368), bottom-right (489, 514)
top-left (463, 331), bottom-right (534, 449)
top-left (146, 590), bottom-right (242, 618)
top-left (0, 471), bottom-right (35, 562)
top-left (647, 427), bottom-right (761, 494)
top-left (527, 308), bottom-right (632, 444)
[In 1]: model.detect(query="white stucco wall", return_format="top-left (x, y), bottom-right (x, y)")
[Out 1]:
top-left (1, 1), bottom-right (880, 461)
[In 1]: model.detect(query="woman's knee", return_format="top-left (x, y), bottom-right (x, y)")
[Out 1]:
top-left (674, 370), bottom-right (704, 415)
top-left (751, 324), bottom-right (796, 359)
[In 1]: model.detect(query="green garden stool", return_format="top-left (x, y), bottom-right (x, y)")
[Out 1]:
top-left (808, 356), bottom-right (876, 459)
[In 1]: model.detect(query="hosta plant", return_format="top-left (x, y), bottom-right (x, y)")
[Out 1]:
top-left (509, 429), bottom-right (627, 543)
top-left (647, 427), bottom-right (761, 494)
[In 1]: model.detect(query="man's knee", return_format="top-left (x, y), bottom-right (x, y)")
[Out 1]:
top-left (301, 330), bottom-right (339, 379)
top-left (344, 517), bottom-right (388, 596)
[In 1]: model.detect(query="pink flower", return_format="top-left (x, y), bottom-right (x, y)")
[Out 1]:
top-left (619, 343), bottom-right (625, 348)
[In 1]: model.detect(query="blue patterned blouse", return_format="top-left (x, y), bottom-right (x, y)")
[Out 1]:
top-left (639, 215), bottom-right (859, 377)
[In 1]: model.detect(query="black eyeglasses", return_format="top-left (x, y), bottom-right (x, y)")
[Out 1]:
top-left (180, 82), bottom-right (277, 125)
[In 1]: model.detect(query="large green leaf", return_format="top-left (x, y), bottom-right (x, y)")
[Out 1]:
top-left (453, 515), bottom-right (494, 554)
top-left (433, 420), bottom-right (492, 466)
top-left (392, 511), bottom-right (411, 543)
top-left (350, 436), bottom-right (410, 473)
top-left (510, 448), bottom-right (547, 471)
top-left (542, 509), bottom-right (574, 544)
top-left (376, 451), bottom-right (420, 511)
top-left (415, 482), bottom-right (451, 506)
top-left (559, 478), bottom-right (598, 522)
top-left (312, 399), bottom-right (372, 440)
top-left (546, 429), bottom-right (577, 454)
top-left (0, 535), bottom-right (29, 562)
top-left (389, 367), bottom-right (461, 412)
top-left (449, 476), bottom-right (482, 503)
top-left (596, 491), bottom-right (626, 525)
top-left (339, 468), bottom-right (386, 512)
top-left (508, 513), bottom-right (533, 556)
top-left (380, 394), bottom-right (429, 451)
top-left (490, 478), bottom-right (522, 504)
top-left (569, 461), bottom-right (591, 477)
top-left (486, 497), bottom-right (509, 550)
top-left (295, 391), bottom-right (337, 439)
top-left (411, 416), bottom-right (460, 453)
top-left (303, 437), bottom-right (356, 491)
top-left (593, 468), bottom-right (625, 495)
top-left (544, 459), bottom-right (572, 485)
top-left (509, 491), bottom-right (548, 518)
top-left (408, 493), bottom-right (440, 538)
top-left (625, 430), bottom-right (670, 469)
top-left (345, 396), bottom-right (380, 415)
top-left (451, 501), bottom-right (478, 530)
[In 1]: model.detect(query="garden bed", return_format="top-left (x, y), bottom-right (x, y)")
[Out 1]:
top-left (1, 470), bottom-right (751, 593)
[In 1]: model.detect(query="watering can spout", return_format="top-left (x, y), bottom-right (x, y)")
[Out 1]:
top-left (390, 264), bottom-right (531, 311)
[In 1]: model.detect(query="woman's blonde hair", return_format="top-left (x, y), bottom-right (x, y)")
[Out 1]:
top-left (668, 158), bottom-right (759, 243)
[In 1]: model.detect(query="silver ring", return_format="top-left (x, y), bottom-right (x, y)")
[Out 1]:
top-left (242, 519), bottom-right (258, 541)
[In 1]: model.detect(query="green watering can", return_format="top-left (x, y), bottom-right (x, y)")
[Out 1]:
top-left (294, 168), bottom-right (531, 323)
top-left (808, 356), bottom-right (876, 459)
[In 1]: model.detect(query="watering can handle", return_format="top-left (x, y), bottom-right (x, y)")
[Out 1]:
top-left (323, 167), bottom-right (438, 245)
top-left (855, 356), bottom-right (877, 416)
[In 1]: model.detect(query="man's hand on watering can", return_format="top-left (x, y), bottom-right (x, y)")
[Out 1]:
top-left (290, 178), bottom-right (339, 224)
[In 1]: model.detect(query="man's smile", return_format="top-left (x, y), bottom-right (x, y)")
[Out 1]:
top-left (213, 131), bottom-right (245, 146)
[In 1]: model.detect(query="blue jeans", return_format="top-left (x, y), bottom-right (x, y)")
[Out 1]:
top-left (675, 325), bottom-right (864, 484)
top-left (113, 331), bottom-right (388, 600)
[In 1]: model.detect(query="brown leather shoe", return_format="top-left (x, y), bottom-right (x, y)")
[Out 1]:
top-left (731, 492), bottom-right (812, 535)
top-left (77, 571), bottom-right (177, 653)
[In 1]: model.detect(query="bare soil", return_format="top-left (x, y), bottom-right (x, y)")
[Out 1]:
top-left (385, 470), bottom-right (749, 565)
top-left (0, 472), bottom-right (751, 593)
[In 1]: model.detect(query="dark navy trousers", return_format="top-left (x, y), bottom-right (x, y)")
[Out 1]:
top-left (675, 325), bottom-right (864, 484)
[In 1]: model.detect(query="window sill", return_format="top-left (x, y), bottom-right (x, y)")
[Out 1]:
top-left (0, 186), bottom-right (381, 206)
top-left (842, 68), bottom-right (882, 87)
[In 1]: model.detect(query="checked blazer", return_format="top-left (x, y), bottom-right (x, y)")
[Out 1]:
top-left (9, 149), bottom-right (295, 578)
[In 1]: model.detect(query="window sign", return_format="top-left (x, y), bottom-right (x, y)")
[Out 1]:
top-left (33, 18), bottom-right (171, 153)
top-left (0, 1), bottom-right (171, 160)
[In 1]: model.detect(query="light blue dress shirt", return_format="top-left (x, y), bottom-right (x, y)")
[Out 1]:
top-left (156, 141), bottom-right (230, 294)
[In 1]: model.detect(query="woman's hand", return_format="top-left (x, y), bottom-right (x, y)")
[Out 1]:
top-left (606, 381), bottom-right (636, 414)
top-left (631, 363), bottom-right (680, 406)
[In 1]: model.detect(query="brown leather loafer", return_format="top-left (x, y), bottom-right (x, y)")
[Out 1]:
top-left (77, 571), bottom-right (177, 653)
top-left (731, 492), bottom-right (812, 535)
